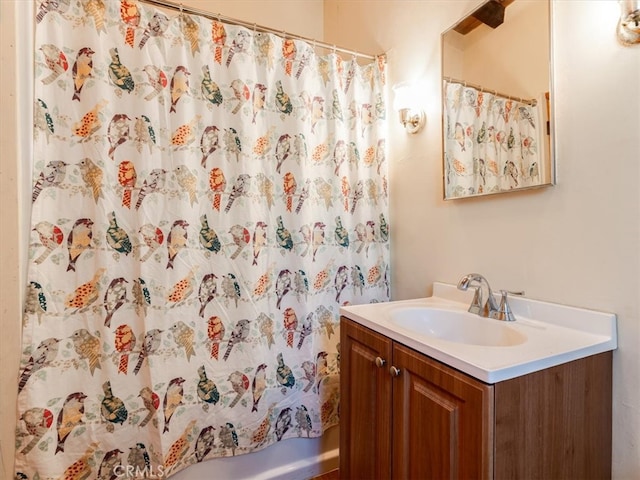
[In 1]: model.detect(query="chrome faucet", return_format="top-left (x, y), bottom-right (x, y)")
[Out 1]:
top-left (457, 273), bottom-right (519, 321)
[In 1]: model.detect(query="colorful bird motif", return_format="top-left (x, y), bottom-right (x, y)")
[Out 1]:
top-left (224, 173), bottom-right (250, 213)
top-left (351, 265), bottom-right (365, 295)
top-left (135, 168), bottom-right (166, 211)
top-left (208, 167), bottom-right (226, 211)
top-left (334, 216), bottom-right (349, 248)
top-left (207, 315), bottom-right (225, 360)
top-left (294, 178), bottom-right (311, 214)
top-left (65, 268), bottom-right (105, 313)
top-left (211, 21), bottom-right (226, 65)
top-left (223, 318), bottom-right (250, 361)
top-left (163, 420), bottom-right (197, 474)
top-left (73, 99), bottom-right (108, 140)
top-left (282, 171), bottom-right (296, 212)
top-left (128, 443), bottom-right (151, 472)
top-left (77, 157), bottom-right (103, 203)
top-left (101, 381), bottom-right (128, 431)
top-left (198, 214), bottom-right (221, 253)
top-left (254, 31), bottom-right (275, 68)
top-left (117, 160), bottom-right (137, 208)
top-left (200, 125), bottom-right (219, 167)
top-left (316, 351), bottom-right (329, 392)
top-left (295, 48), bottom-right (311, 79)
top-left (34, 98), bottom-right (55, 142)
top-left (58, 442), bottom-right (99, 480)
top-left (311, 96), bottom-right (325, 133)
top-left (252, 221), bottom-right (267, 265)
top-left (276, 352), bottom-right (295, 390)
top-left (19, 407), bottom-right (54, 455)
top-left (255, 173), bottom-right (274, 209)
top-left (301, 360), bottom-right (316, 392)
top-left (97, 448), bottom-right (123, 480)
top-left (138, 11), bottom-right (169, 49)
top-left (180, 13), bottom-right (200, 55)
top-left (251, 363), bottom-right (267, 412)
top-left (275, 407), bottom-right (292, 441)
top-left (229, 224), bottom-right (250, 260)
top-left (114, 323), bottom-right (135, 374)
top-left (230, 78), bottom-right (250, 115)
top-left (70, 328), bottom-right (102, 375)
top-left (166, 219), bottom-right (189, 269)
top-left (32, 160), bottom-right (67, 203)
top-left (138, 387), bottom-right (159, 428)
top-left (350, 180), bottom-right (364, 214)
top-left (169, 66), bottom-right (190, 113)
top-left (133, 114), bottom-right (157, 153)
top-left (163, 376), bottom-right (185, 433)
top-left (143, 64), bottom-right (168, 101)
top-left (252, 83), bottom-right (267, 123)
top-left (316, 306), bottom-right (335, 339)
top-left (133, 328), bottom-right (163, 375)
top-left (32, 221), bottom-right (64, 265)
top-left (283, 307), bottom-right (298, 348)
top-left (103, 276), bottom-right (127, 327)
top-left (314, 177), bottom-right (334, 209)
top-left (197, 365), bottom-right (220, 407)
top-left (293, 269), bottom-right (309, 302)
top-left (107, 114), bottom-right (131, 161)
top-left (251, 404), bottom-right (276, 446)
top-left (197, 273), bottom-right (217, 318)
top-left (24, 281), bottom-right (47, 325)
top-left (71, 47), bottom-right (94, 101)
top-left (275, 80), bottom-right (293, 116)
top-left (223, 127), bottom-right (242, 162)
top-left (282, 39), bottom-right (296, 77)
top-left (297, 312), bottom-right (313, 350)
top-left (166, 267), bottom-right (197, 305)
top-left (219, 422), bottom-right (238, 456)
top-left (258, 313), bottom-right (275, 349)
top-left (275, 215), bottom-right (293, 251)
top-left (331, 89), bottom-right (343, 122)
top-left (201, 65), bottom-right (223, 106)
top-left (56, 392), bottom-right (87, 454)
top-left (334, 265), bottom-right (349, 303)
top-left (120, 0), bottom-right (140, 48)
top-left (138, 223), bottom-right (164, 262)
top-left (296, 405), bottom-right (313, 437)
top-left (170, 320), bottom-right (195, 361)
top-left (106, 211), bottom-right (132, 255)
top-left (312, 221), bottom-right (326, 262)
top-left (39, 44), bottom-right (68, 85)
top-left (226, 30), bottom-right (251, 68)
top-left (275, 269), bottom-right (292, 310)
top-left (194, 426), bottom-right (216, 463)
top-left (174, 164), bottom-right (198, 205)
top-left (108, 48), bottom-right (135, 93)
top-left (228, 370), bottom-right (250, 408)
top-left (18, 337), bottom-right (60, 393)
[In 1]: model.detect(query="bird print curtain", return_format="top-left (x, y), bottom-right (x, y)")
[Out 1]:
top-left (17, 1), bottom-right (389, 478)
top-left (443, 80), bottom-right (543, 198)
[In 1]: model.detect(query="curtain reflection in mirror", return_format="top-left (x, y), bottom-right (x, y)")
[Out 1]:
top-left (443, 80), bottom-right (546, 199)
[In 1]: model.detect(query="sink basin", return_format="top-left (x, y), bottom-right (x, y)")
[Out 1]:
top-left (390, 307), bottom-right (527, 346)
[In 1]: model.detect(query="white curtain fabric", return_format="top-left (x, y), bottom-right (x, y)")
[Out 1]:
top-left (443, 80), bottom-right (543, 198)
top-left (17, 1), bottom-right (389, 478)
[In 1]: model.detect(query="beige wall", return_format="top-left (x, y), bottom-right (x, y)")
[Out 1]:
top-left (325, 0), bottom-right (639, 478)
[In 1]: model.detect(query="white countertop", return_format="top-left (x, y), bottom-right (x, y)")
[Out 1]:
top-left (339, 282), bottom-right (617, 383)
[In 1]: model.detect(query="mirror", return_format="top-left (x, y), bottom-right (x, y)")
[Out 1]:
top-left (441, 0), bottom-right (555, 200)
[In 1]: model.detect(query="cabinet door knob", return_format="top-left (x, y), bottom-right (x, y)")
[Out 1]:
top-left (375, 356), bottom-right (386, 368)
top-left (389, 366), bottom-right (401, 377)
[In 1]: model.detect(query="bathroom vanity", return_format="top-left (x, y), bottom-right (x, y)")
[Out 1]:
top-left (339, 283), bottom-right (617, 479)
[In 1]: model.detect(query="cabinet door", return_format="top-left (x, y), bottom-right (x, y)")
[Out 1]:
top-left (340, 317), bottom-right (393, 479)
top-left (392, 343), bottom-right (494, 480)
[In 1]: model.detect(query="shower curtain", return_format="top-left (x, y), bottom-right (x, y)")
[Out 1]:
top-left (17, 1), bottom-right (388, 478)
top-left (443, 80), bottom-right (542, 198)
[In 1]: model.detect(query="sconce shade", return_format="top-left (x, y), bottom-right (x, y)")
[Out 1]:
top-left (392, 82), bottom-right (426, 134)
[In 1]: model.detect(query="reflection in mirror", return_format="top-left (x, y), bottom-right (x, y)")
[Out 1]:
top-left (441, 0), bottom-right (555, 200)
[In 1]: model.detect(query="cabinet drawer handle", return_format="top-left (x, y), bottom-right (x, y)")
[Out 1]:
top-left (375, 357), bottom-right (386, 368)
top-left (389, 366), bottom-right (401, 377)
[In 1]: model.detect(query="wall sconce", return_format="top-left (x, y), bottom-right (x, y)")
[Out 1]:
top-left (392, 82), bottom-right (426, 134)
top-left (617, 0), bottom-right (640, 46)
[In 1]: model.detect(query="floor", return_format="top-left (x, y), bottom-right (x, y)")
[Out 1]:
top-left (310, 468), bottom-right (340, 480)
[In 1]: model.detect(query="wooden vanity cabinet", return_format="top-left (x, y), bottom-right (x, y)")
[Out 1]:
top-left (339, 316), bottom-right (613, 480)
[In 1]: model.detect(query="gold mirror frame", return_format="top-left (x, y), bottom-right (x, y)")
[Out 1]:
top-left (441, 0), bottom-right (556, 200)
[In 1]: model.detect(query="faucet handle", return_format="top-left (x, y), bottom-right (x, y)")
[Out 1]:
top-left (490, 290), bottom-right (517, 322)
top-left (468, 286), bottom-right (483, 315)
